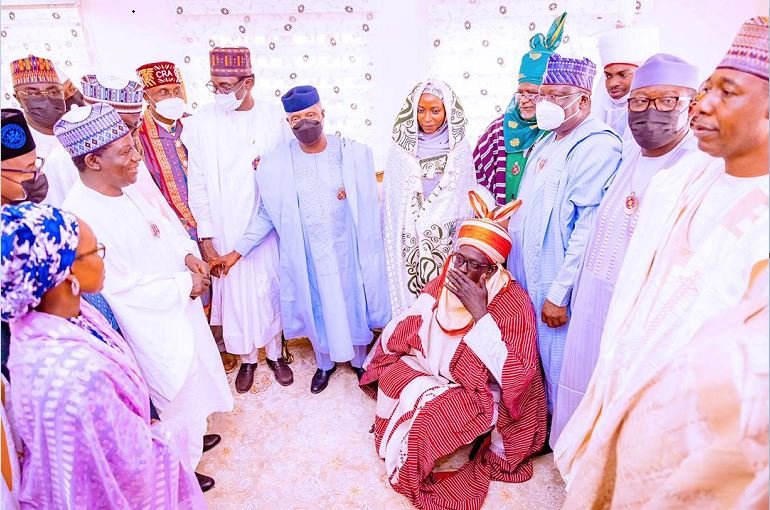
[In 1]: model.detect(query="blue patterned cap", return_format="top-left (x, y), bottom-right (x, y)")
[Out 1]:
top-left (542, 54), bottom-right (597, 91)
top-left (1, 202), bottom-right (80, 321)
top-left (53, 103), bottom-right (129, 158)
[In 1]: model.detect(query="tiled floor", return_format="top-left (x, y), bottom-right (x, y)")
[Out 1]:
top-left (200, 339), bottom-right (566, 510)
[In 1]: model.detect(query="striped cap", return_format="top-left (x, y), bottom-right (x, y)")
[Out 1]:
top-left (718, 16), bottom-right (769, 80)
top-left (10, 55), bottom-right (60, 87)
top-left (542, 54), bottom-right (597, 91)
top-left (456, 191), bottom-right (521, 264)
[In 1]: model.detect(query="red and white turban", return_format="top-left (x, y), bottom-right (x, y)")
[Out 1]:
top-left (457, 191), bottom-right (521, 264)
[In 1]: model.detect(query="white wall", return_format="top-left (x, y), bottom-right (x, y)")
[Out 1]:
top-left (637, 0), bottom-right (769, 82)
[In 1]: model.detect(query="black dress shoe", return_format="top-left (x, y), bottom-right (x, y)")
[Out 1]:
top-left (195, 472), bottom-right (215, 492)
top-left (235, 362), bottom-right (257, 393)
top-left (310, 364), bottom-right (337, 394)
top-left (266, 357), bottom-right (294, 386)
top-left (202, 433), bottom-right (221, 453)
top-left (353, 366), bottom-right (365, 382)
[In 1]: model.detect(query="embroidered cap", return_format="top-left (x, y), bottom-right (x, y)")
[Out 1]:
top-left (209, 47), bottom-right (252, 77)
top-left (718, 16), bottom-right (769, 80)
top-left (53, 103), bottom-right (129, 158)
top-left (2, 108), bottom-right (36, 161)
top-left (81, 74), bottom-right (144, 114)
top-left (542, 54), bottom-right (597, 91)
top-left (10, 55), bottom-right (60, 87)
top-left (136, 61), bottom-right (183, 89)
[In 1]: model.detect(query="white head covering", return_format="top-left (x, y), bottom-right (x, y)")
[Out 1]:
top-left (598, 25), bottom-right (660, 68)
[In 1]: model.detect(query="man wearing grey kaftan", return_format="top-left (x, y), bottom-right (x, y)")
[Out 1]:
top-left (214, 85), bottom-right (391, 394)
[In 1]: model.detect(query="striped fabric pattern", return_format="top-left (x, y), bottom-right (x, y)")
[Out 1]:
top-left (362, 277), bottom-right (547, 510)
top-left (473, 116), bottom-right (507, 206)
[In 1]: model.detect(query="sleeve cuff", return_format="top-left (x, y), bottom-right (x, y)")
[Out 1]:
top-left (463, 314), bottom-right (506, 385)
top-left (234, 238), bottom-right (254, 257)
top-left (173, 271), bottom-right (193, 302)
top-left (195, 221), bottom-right (215, 239)
top-left (546, 282), bottom-right (572, 308)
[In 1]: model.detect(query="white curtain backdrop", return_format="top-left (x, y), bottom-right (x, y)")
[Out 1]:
top-left (1, 0), bottom-right (767, 166)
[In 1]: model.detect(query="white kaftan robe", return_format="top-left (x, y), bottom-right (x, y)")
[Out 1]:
top-left (63, 181), bottom-right (233, 467)
top-left (183, 102), bottom-right (290, 360)
top-left (556, 152), bottom-right (769, 486)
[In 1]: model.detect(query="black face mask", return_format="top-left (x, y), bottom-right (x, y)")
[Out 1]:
top-left (65, 92), bottom-right (86, 110)
top-left (3, 172), bottom-right (49, 204)
top-left (21, 96), bottom-right (67, 130)
top-left (628, 108), bottom-right (687, 150)
top-left (291, 119), bottom-right (324, 145)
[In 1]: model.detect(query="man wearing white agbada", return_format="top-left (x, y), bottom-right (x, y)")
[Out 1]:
top-left (56, 103), bottom-right (233, 492)
top-left (182, 46), bottom-right (293, 393)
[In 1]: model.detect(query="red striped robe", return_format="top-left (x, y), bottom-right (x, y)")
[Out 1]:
top-left (361, 276), bottom-right (547, 510)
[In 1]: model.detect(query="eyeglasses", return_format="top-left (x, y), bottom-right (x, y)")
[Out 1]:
top-left (536, 91), bottom-right (583, 104)
top-left (76, 243), bottom-right (106, 260)
top-left (628, 96), bottom-right (692, 113)
top-left (205, 77), bottom-right (246, 94)
top-left (514, 91), bottom-right (539, 103)
top-left (15, 87), bottom-right (65, 99)
top-left (452, 252), bottom-right (492, 272)
top-left (2, 157), bottom-right (45, 178)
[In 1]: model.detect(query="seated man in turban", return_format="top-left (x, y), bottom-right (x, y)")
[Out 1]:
top-left (360, 192), bottom-right (547, 510)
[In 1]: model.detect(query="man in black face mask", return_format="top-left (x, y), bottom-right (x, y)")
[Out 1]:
top-left (10, 55), bottom-right (67, 159)
top-left (551, 53), bottom-right (700, 444)
top-left (213, 85), bottom-right (391, 394)
top-left (1, 107), bottom-right (48, 392)
top-left (1, 108), bottom-right (48, 206)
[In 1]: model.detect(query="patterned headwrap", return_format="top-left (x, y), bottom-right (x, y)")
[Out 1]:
top-left (10, 55), bottom-right (60, 87)
top-left (209, 47), bottom-right (252, 77)
top-left (53, 103), bottom-right (128, 158)
top-left (519, 12), bottom-right (567, 85)
top-left (392, 79), bottom-right (466, 174)
top-left (81, 74), bottom-right (144, 114)
top-left (456, 191), bottom-right (521, 263)
top-left (718, 16), bottom-right (769, 80)
top-left (542, 54), bottom-right (597, 91)
top-left (1, 202), bottom-right (80, 321)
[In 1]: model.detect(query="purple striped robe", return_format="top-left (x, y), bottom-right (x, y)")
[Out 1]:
top-left (473, 116), bottom-right (507, 206)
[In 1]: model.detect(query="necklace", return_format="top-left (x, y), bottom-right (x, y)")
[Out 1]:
top-left (123, 191), bottom-right (161, 238)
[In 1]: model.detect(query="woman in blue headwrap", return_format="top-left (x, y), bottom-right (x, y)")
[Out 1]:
top-left (1, 202), bottom-right (203, 508)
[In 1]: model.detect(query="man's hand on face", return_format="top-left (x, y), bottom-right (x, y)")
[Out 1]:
top-left (541, 299), bottom-right (569, 328)
top-left (184, 254), bottom-right (210, 275)
top-left (444, 268), bottom-right (489, 322)
top-left (190, 272), bottom-right (211, 299)
top-left (209, 251), bottom-right (242, 277)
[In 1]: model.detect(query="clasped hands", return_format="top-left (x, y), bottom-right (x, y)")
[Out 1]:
top-left (184, 253), bottom-right (210, 299)
top-left (198, 238), bottom-right (241, 279)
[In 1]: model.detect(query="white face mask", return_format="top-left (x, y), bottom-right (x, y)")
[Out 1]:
top-left (535, 94), bottom-right (583, 130)
top-left (153, 97), bottom-right (186, 121)
top-left (214, 81), bottom-right (246, 112)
